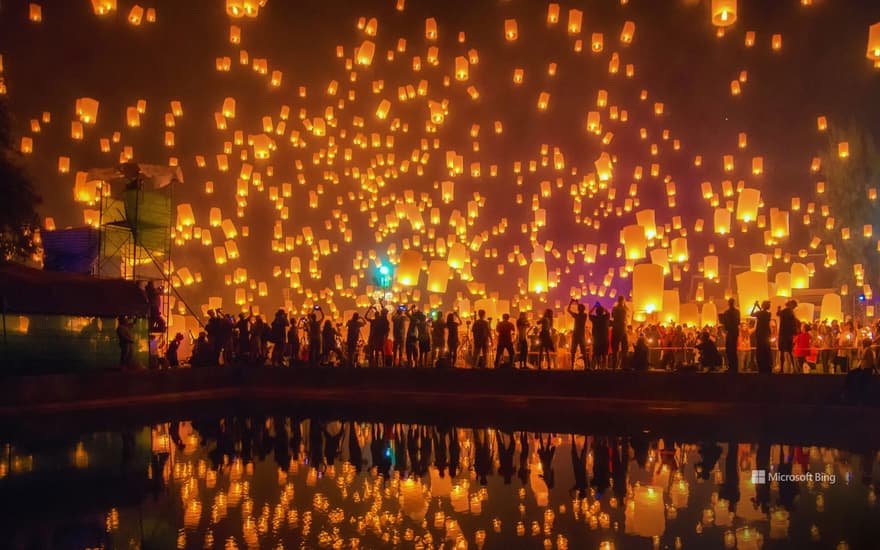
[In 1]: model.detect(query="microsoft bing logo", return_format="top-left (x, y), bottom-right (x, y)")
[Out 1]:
top-left (751, 470), bottom-right (767, 484)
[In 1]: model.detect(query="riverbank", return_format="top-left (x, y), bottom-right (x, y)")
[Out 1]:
top-left (0, 366), bottom-right (877, 447)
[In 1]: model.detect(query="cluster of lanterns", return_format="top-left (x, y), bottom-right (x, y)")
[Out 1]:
top-left (5, 0), bottom-right (880, 323)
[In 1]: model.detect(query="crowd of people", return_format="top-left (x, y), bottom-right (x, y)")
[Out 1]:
top-left (143, 298), bottom-right (879, 382)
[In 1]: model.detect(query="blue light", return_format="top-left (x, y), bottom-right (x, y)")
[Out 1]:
top-left (859, 294), bottom-right (866, 302)
top-left (379, 265), bottom-right (390, 276)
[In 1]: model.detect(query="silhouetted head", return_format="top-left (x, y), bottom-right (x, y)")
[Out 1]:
top-left (761, 300), bottom-right (771, 311)
top-left (728, 297), bottom-right (736, 308)
top-left (617, 296), bottom-right (625, 306)
top-left (478, 309), bottom-right (486, 319)
top-left (351, 312), bottom-right (359, 321)
top-left (544, 309), bottom-right (553, 319)
top-left (502, 313), bottom-right (510, 321)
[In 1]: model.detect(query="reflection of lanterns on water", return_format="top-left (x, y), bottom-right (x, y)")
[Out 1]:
top-left (627, 485), bottom-right (665, 537)
top-left (670, 477), bottom-right (689, 508)
top-left (769, 509), bottom-right (790, 539)
top-left (736, 526), bottom-right (763, 550)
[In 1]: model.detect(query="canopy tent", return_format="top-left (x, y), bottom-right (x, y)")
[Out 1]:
top-left (0, 262), bottom-right (149, 317)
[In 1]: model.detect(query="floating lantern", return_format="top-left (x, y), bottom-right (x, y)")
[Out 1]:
top-left (568, 9), bottom-right (582, 34)
top-left (868, 23), bottom-right (880, 60)
top-left (749, 253), bottom-right (768, 272)
top-left (427, 261), bottom-right (450, 293)
top-left (790, 263), bottom-right (810, 289)
top-left (711, 0), bottom-right (737, 27)
top-left (633, 264), bottom-right (664, 315)
top-left (736, 188), bottom-right (761, 222)
top-left (714, 208), bottom-right (731, 234)
top-left (620, 21), bottom-right (635, 44)
top-left (820, 293), bottom-right (843, 322)
top-left (736, 271), bottom-right (768, 309)
top-left (622, 225), bottom-right (647, 260)
top-left (504, 19), bottom-right (518, 41)
top-left (838, 142), bottom-right (850, 159)
top-left (529, 261), bottom-right (548, 293)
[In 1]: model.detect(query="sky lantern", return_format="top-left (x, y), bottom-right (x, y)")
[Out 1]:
top-left (636, 209), bottom-right (656, 238)
top-left (820, 293), bottom-right (843, 321)
top-left (633, 264), bottom-right (664, 316)
top-left (838, 141), bottom-right (850, 158)
top-left (425, 17), bottom-right (437, 40)
top-left (749, 253), bottom-right (768, 272)
top-left (356, 40), bottom-right (375, 66)
top-left (736, 188), bottom-right (761, 222)
top-left (775, 272), bottom-right (792, 297)
top-left (660, 290), bottom-right (680, 324)
top-left (620, 20), bottom-right (635, 44)
top-left (868, 22), bottom-right (880, 60)
top-left (711, 0), bottom-right (737, 27)
top-left (622, 225), bottom-right (646, 260)
top-left (547, 3), bottom-right (559, 24)
top-left (595, 152), bottom-right (613, 181)
top-left (91, 0), bottom-right (116, 15)
top-left (568, 9), bottom-right (582, 34)
top-left (528, 260), bottom-right (548, 293)
top-left (128, 5), bottom-right (144, 25)
top-left (736, 271), bottom-right (768, 309)
top-left (772, 33), bottom-right (783, 51)
top-left (591, 33), bottom-right (604, 52)
top-left (714, 208), bottom-right (731, 234)
top-left (427, 261), bottom-right (450, 293)
top-left (395, 250), bottom-right (422, 286)
top-left (28, 4), bottom-right (41, 23)
top-left (537, 92), bottom-right (550, 111)
top-left (376, 99), bottom-right (391, 120)
top-left (454, 56), bottom-right (469, 81)
top-left (671, 238), bottom-right (688, 262)
top-left (752, 157), bottom-right (763, 175)
top-left (448, 242), bottom-right (466, 269)
top-left (770, 209), bottom-right (789, 238)
top-left (791, 262), bottom-right (810, 289)
top-left (504, 19), bottom-right (518, 41)
top-left (650, 248), bottom-right (670, 275)
top-left (704, 255), bottom-right (719, 280)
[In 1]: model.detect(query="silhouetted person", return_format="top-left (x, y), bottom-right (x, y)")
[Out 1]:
top-left (446, 312), bottom-right (462, 367)
top-left (345, 312), bottom-right (366, 366)
top-left (307, 307), bottom-right (325, 366)
top-left (515, 313), bottom-right (531, 369)
top-left (719, 442), bottom-right (741, 514)
top-left (611, 296), bottom-right (629, 369)
top-left (632, 334), bottom-right (649, 371)
top-left (537, 310), bottom-right (555, 370)
top-left (236, 313), bottom-right (251, 362)
top-left (591, 437), bottom-right (611, 495)
top-left (518, 432), bottom-right (531, 486)
top-left (590, 303), bottom-right (610, 369)
top-left (777, 300), bottom-right (799, 373)
top-left (568, 300), bottom-right (589, 369)
top-left (270, 309), bottom-right (289, 366)
top-left (719, 298), bottom-right (741, 373)
top-left (751, 301), bottom-right (772, 374)
top-left (166, 332), bottom-right (184, 367)
top-left (495, 313), bottom-right (516, 367)
top-left (472, 310), bottom-right (491, 368)
top-left (696, 441), bottom-right (722, 480)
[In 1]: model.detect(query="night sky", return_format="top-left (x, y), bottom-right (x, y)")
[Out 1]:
top-left (2, 0), bottom-right (879, 318)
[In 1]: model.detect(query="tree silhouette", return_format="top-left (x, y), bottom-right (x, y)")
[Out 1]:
top-left (819, 121), bottom-right (880, 290)
top-left (0, 99), bottom-right (41, 262)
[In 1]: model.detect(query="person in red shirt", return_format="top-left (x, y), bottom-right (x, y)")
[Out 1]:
top-left (495, 313), bottom-right (516, 368)
top-left (794, 323), bottom-right (812, 373)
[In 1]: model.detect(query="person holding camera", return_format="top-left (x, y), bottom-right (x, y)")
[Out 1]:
top-left (589, 303), bottom-right (610, 370)
top-left (567, 299), bottom-right (589, 370)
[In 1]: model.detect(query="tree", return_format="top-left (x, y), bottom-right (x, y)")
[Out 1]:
top-left (819, 121), bottom-right (880, 291)
top-left (0, 99), bottom-right (41, 262)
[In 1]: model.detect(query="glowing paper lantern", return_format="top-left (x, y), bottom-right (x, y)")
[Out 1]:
top-left (868, 22), bottom-right (880, 60)
top-left (680, 303), bottom-right (700, 326)
top-left (790, 263), bottom-right (810, 289)
top-left (629, 485), bottom-right (666, 537)
top-left (427, 261), bottom-right (450, 293)
top-left (636, 209), bottom-right (656, 239)
top-left (529, 261), bottom-right (548, 293)
top-left (714, 208), bottom-right (731, 234)
top-left (711, 0), bottom-right (737, 27)
top-left (703, 255), bottom-right (719, 280)
top-left (632, 264), bottom-right (664, 315)
top-left (568, 9), bottom-right (582, 34)
top-left (670, 238), bottom-right (688, 262)
top-left (595, 153), bottom-right (613, 181)
top-left (736, 271), bottom-right (768, 310)
top-left (736, 188), bottom-right (761, 222)
top-left (775, 272), bottom-right (792, 297)
top-left (622, 225), bottom-right (647, 260)
top-left (504, 19), bottom-right (518, 41)
top-left (749, 253), bottom-right (768, 272)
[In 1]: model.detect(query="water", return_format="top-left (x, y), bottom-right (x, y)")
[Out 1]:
top-left (1, 412), bottom-right (878, 550)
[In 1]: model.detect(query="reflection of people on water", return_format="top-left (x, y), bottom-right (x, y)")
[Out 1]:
top-left (273, 416), bottom-right (291, 470)
top-left (347, 422), bottom-right (364, 473)
top-left (697, 441), bottom-right (722, 480)
top-left (518, 432), bottom-right (530, 486)
top-left (474, 428), bottom-right (494, 485)
top-left (777, 445), bottom-right (800, 511)
top-left (570, 434), bottom-right (588, 498)
top-left (537, 433), bottom-right (556, 489)
top-left (591, 437), bottom-right (611, 494)
top-left (432, 426), bottom-right (449, 477)
top-left (719, 441), bottom-right (741, 514)
top-left (370, 424), bottom-right (392, 479)
top-left (497, 431), bottom-right (516, 485)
